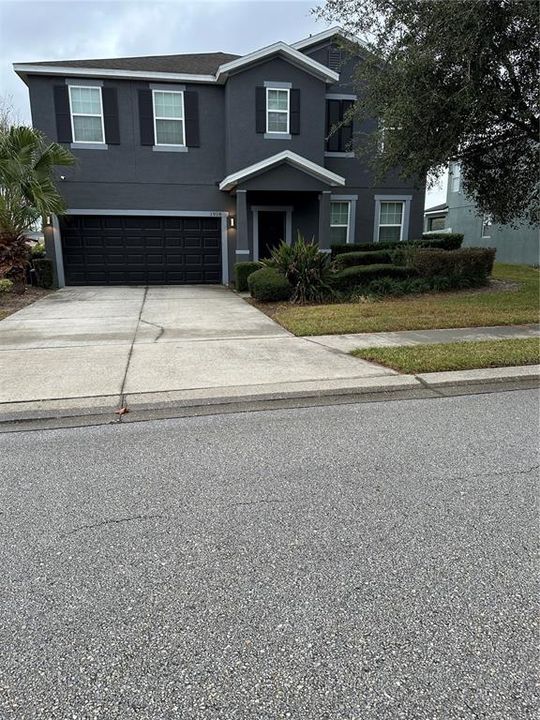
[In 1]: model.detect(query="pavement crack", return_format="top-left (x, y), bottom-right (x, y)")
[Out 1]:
top-left (226, 498), bottom-right (285, 509)
top-left (140, 318), bottom-right (164, 342)
top-left (60, 513), bottom-right (163, 538)
top-left (453, 464), bottom-right (539, 482)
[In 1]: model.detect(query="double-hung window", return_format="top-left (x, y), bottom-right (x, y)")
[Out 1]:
top-left (330, 201), bottom-right (350, 244)
top-left (266, 88), bottom-right (289, 134)
top-left (69, 86), bottom-right (105, 143)
top-left (481, 214), bottom-right (492, 238)
top-left (153, 90), bottom-right (185, 146)
top-left (450, 162), bottom-right (461, 193)
top-left (378, 201), bottom-right (404, 242)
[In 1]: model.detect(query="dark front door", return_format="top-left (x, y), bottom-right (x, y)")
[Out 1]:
top-left (60, 215), bottom-right (221, 285)
top-left (258, 211), bottom-right (285, 259)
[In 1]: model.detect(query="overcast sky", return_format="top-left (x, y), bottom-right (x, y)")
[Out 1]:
top-left (0, 0), bottom-right (444, 205)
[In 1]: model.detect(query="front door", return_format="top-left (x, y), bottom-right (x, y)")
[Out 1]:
top-left (258, 211), bottom-right (286, 259)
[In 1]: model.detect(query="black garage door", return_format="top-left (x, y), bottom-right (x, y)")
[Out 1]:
top-left (60, 215), bottom-right (222, 285)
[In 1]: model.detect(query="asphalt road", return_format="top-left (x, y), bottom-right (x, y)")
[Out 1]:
top-left (1, 390), bottom-right (538, 719)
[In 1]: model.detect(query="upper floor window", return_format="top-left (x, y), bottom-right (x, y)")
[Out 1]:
top-left (330, 201), bottom-right (350, 243)
top-left (450, 162), bottom-right (461, 192)
top-left (69, 86), bottom-right (104, 143)
top-left (326, 98), bottom-right (354, 153)
top-left (266, 88), bottom-right (289, 134)
top-left (378, 201), bottom-right (404, 242)
top-left (153, 90), bottom-right (185, 146)
top-left (481, 214), bottom-right (492, 238)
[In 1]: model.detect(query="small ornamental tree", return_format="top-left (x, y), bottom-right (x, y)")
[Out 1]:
top-left (0, 126), bottom-right (75, 288)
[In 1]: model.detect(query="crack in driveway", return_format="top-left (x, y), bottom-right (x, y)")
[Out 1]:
top-left (139, 318), bottom-right (165, 342)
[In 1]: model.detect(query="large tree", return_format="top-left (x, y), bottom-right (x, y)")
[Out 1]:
top-left (317, 0), bottom-right (539, 225)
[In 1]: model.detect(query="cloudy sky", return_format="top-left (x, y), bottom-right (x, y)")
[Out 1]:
top-left (0, 0), bottom-right (444, 205)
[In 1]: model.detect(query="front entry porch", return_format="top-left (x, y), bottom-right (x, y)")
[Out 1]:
top-left (219, 150), bottom-right (346, 264)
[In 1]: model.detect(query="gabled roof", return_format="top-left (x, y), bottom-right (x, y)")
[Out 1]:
top-left (215, 42), bottom-right (339, 83)
top-left (219, 150), bottom-right (345, 191)
top-left (22, 52), bottom-right (239, 75)
top-left (292, 26), bottom-right (367, 52)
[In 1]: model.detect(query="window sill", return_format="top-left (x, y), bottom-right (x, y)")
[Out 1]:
top-left (71, 142), bottom-right (108, 150)
top-left (264, 133), bottom-right (291, 140)
top-left (325, 151), bottom-right (355, 158)
top-left (152, 145), bottom-right (188, 152)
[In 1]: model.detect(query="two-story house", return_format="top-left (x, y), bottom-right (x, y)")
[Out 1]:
top-left (14, 27), bottom-right (425, 286)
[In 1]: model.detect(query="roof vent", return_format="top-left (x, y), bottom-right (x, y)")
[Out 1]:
top-left (327, 47), bottom-right (343, 71)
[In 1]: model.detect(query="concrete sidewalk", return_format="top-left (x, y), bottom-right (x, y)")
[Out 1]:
top-left (307, 324), bottom-right (540, 353)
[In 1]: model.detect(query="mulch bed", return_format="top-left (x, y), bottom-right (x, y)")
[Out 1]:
top-left (0, 286), bottom-right (52, 320)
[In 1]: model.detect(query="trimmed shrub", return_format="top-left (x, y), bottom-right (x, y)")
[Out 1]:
top-left (331, 264), bottom-right (416, 292)
top-left (263, 234), bottom-right (333, 303)
top-left (248, 267), bottom-right (292, 302)
top-left (421, 232), bottom-right (464, 250)
top-left (0, 278), bottom-right (14, 293)
top-left (412, 248), bottom-right (496, 283)
top-left (334, 250), bottom-right (393, 269)
top-left (330, 234), bottom-right (464, 258)
top-left (235, 261), bottom-right (261, 291)
top-left (33, 257), bottom-right (54, 288)
top-left (31, 242), bottom-right (46, 259)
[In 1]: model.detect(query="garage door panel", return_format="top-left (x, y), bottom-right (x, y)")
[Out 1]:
top-left (60, 215), bottom-right (221, 285)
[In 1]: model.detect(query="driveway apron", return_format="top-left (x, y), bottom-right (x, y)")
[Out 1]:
top-left (0, 286), bottom-right (391, 405)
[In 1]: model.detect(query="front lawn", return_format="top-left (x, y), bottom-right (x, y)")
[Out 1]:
top-left (271, 264), bottom-right (540, 336)
top-left (352, 338), bottom-right (540, 373)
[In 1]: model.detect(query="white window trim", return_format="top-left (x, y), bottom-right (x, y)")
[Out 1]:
top-left (450, 163), bottom-right (461, 193)
top-left (481, 214), bottom-right (492, 239)
top-left (68, 85), bottom-right (105, 144)
top-left (266, 87), bottom-right (290, 135)
top-left (330, 200), bottom-right (351, 244)
top-left (378, 201), bottom-right (405, 242)
top-left (152, 89), bottom-right (186, 147)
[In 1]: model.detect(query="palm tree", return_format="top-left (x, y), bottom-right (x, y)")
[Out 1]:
top-left (0, 126), bottom-right (75, 288)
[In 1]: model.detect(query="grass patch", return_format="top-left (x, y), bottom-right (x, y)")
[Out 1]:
top-left (352, 338), bottom-right (540, 373)
top-left (272, 264), bottom-right (540, 336)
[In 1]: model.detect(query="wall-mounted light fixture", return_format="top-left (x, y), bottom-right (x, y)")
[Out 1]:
top-left (227, 215), bottom-right (236, 230)
top-left (44, 215), bottom-right (52, 226)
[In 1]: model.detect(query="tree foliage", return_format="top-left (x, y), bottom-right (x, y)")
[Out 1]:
top-left (316, 0), bottom-right (539, 224)
top-left (0, 126), bottom-right (75, 285)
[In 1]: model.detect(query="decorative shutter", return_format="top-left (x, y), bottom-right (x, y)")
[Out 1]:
top-left (54, 85), bottom-right (72, 144)
top-left (340, 99), bottom-right (354, 151)
top-left (138, 89), bottom-right (154, 146)
top-left (184, 91), bottom-right (200, 147)
top-left (326, 99), bottom-right (341, 152)
top-left (255, 87), bottom-right (266, 133)
top-left (102, 87), bottom-right (120, 144)
top-left (290, 89), bottom-right (300, 135)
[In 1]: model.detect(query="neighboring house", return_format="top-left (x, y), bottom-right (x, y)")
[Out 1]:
top-left (423, 203), bottom-right (447, 233)
top-left (14, 27), bottom-right (425, 286)
top-left (444, 162), bottom-right (538, 266)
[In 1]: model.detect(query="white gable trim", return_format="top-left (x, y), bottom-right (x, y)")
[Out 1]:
top-left (219, 150), bottom-right (345, 191)
top-left (216, 42), bottom-right (339, 83)
top-left (292, 26), bottom-right (367, 51)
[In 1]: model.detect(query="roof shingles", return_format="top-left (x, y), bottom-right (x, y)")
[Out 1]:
top-left (30, 52), bottom-right (240, 75)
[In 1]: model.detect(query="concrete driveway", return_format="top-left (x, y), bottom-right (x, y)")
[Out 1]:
top-left (0, 286), bottom-right (391, 407)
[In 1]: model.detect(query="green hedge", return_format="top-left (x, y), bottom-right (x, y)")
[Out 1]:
top-left (248, 267), bottom-right (292, 302)
top-left (412, 248), bottom-right (496, 282)
top-left (234, 261), bottom-right (261, 291)
top-left (334, 250), bottom-right (393, 269)
top-left (331, 234), bottom-right (463, 258)
top-left (33, 258), bottom-right (54, 288)
top-left (331, 264), bottom-right (415, 291)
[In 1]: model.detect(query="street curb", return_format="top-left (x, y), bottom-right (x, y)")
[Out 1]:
top-left (0, 365), bottom-right (538, 432)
